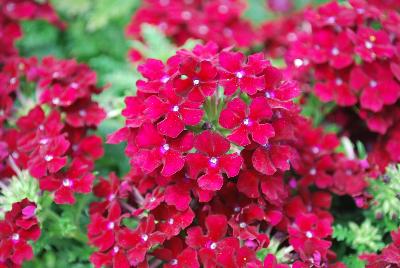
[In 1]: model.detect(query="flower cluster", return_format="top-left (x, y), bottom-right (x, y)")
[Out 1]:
top-left (284, 0), bottom-right (400, 170)
top-left (90, 42), bottom-right (370, 267)
top-left (126, 0), bottom-right (256, 48)
top-left (0, 199), bottom-right (40, 267)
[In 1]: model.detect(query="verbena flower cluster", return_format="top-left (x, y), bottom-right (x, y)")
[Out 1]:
top-left (284, 0), bottom-right (400, 170)
top-left (96, 42), bottom-right (369, 267)
top-left (1, 0), bottom-right (400, 267)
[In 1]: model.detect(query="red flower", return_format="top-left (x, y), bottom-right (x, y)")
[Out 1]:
top-left (219, 97), bottom-right (274, 146)
top-left (0, 199), bottom-right (40, 267)
top-left (134, 123), bottom-right (194, 177)
top-left (144, 90), bottom-right (203, 138)
top-left (186, 130), bottom-right (243, 191)
top-left (288, 213), bottom-right (332, 262)
top-left (173, 57), bottom-right (218, 102)
top-left (219, 52), bottom-right (267, 95)
top-left (349, 26), bottom-right (395, 62)
top-left (350, 62), bottom-right (400, 112)
top-left (40, 159), bottom-right (94, 204)
top-left (153, 237), bottom-right (199, 268)
top-left (153, 204), bottom-right (194, 238)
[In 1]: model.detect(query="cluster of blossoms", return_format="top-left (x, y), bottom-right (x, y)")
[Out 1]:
top-left (0, 199), bottom-right (40, 267)
top-left (1, 1), bottom-right (106, 266)
top-left (283, 0), bottom-right (400, 170)
top-left (89, 42), bottom-right (370, 267)
top-left (126, 0), bottom-right (256, 49)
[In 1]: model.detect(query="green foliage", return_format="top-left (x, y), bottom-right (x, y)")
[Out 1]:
top-left (333, 220), bottom-right (385, 254)
top-left (369, 164), bottom-right (400, 231)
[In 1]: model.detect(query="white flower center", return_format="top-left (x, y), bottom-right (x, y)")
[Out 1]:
top-left (210, 242), bottom-right (217, 249)
top-left (306, 231), bottom-right (313, 238)
top-left (309, 168), bottom-right (317, 176)
top-left (79, 110), bottom-right (87, 117)
top-left (331, 47), bottom-right (339, 56)
top-left (39, 138), bottom-right (49, 145)
top-left (239, 222), bottom-right (247, 228)
top-left (150, 197), bottom-right (156, 202)
top-left (12, 152), bottom-right (19, 159)
top-left (326, 16), bottom-right (335, 24)
top-left (193, 79), bottom-right (200, 85)
top-left (294, 58), bottom-right (304, 67)
top-left (311, 146), bottom-right (320, 154)
top-left (209, 157), bottom-right (218, 167)
top-left (234, 206), bottom-right (241, 213)
top-left (335, 78), bottom-right (343, 86)
top-left (243, 118), bottom-right (250, 126)
top-left (9, 77), bottom-right (17, 84)
top-left (52, 72), bottom-right (60, 78)
top-left (11, 233), bottom-right (19, 241)
top-left (52, 98), bottom-right (60, 105)
top-left (172, 105), bottom-right (179, 112)
top-left (44, 155), bottom-right (53, 162)
top-left (170, 259), bottom-right (178, 265)
top-left (63, 178), bottom-right (73, 187)
top-left (107, 222), bottom-right (115, 229)
top-left (365, 41), bottom-right (373, 49)
top-left (113, 246), bottom-right (119, 253)
top-left (168, 218), bottom-right (174, 225)
top-left (370, 80), bottom-right (378, 88)
top-left (108, 194), bottom-right (116, 201)
top-left (141, 234), bottom-right (149, 242)
top-left (70, 82), bottom-right (79, 89)
top-left (236, 71), bottom-right (245, 79)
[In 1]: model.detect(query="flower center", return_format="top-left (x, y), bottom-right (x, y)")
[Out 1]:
top-left (150, 197), bottom-right (156, 202)
top-left (331, 47), bottom-right (339, 56)
top-left (193, 79), bottom-right (200, 85)
top-left (243, 118), bottom-right (251, 126)
top-left (170, 259), bottom-right (178, 265)
top-left (63, 179), bottom-right (73, 187)
top-left (311, 146), bottom-right (320, 154)
top-left (161, 144), bottom-right (170, 154)
top-left (9, 77), bottom-right (16, 84)
top-left (107, 222), bottom-right (115, 229)
top-left (326, 16), bottom-right (335, 24)
top-left (218, 5), bottom-right (228, 13)
top-left (369, 80), bottom-right (378, 88)
top-left (108, 194), bottom-right (116, 201)
top-left (294, 58), bottom-right (304, 67)
top-left (12, 152), bottom-right (19, 159)
top-left (234, 206), bottom-right (241, 213)
top-left (236, 71), bottom-right (245, 79)
top-left (44, 155), bottom-right (53, 162)
top-left (141, 234), bottom-right (149, 242)
top-left (210, 242), bottom-right (217, 249)
top-left (168, 218), bottom-right (174, 225)
top-left (181, 11), bottom-right (192, 20)
top-left (309, 168), bottom-right (317, 176)
top-left (52, 98), bottom-right (60, 105)
top-left (335, 78), bottom-right (343, 86)
top-left (265, 91), bottom-right (275, 98)
top-left (113, 246), bottom-right (119, 253)
top-left (70, 82), bottom-right (79, 89)
top-left (79, 110), bottom-right (87, 117)
top-left (39, 138), bottom-right (49, 145)
top-left (198, 25), bottom-right (209, 35)
top-left (306, 231), bottom-right (313, 238)
top-left (239, 222), bottom-right (247, 228)
top-left (11, 233), bottom-right (19, 241)
top-left (209, 157), bottom-right (218, 167)
top-left (365, 41), bottom-right (373, 49)
top-left (172, 105), bottom-right (179, 112)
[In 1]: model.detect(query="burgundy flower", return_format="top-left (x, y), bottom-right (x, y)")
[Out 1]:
top-left (153, 237), bottom-right (199, 268)
top-left (144, 89), bottom-right (203, 138)
top-left (186, 130), bottom-right (243, 191)
top-left (219, 52), bottom-right (267, 95)
top-left (173, 57), bottom-right (218, 102)
top-left (219, 97), bottom-right (275, 146)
